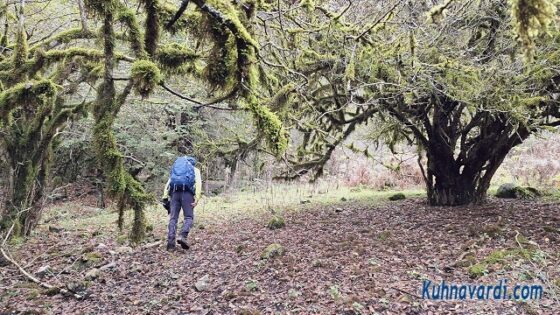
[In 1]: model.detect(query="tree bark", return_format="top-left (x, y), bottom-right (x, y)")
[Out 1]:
top-left (427, 176), bottom-right (481, 206)
top-left (424, 123), bottom-right (530, 206)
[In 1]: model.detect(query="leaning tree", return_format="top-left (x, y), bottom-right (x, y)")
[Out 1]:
top-left (259, 0), bottom-right (560, 205)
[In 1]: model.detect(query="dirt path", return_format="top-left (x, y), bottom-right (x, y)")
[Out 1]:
top-left (2, 198), bottom-right (560, 314)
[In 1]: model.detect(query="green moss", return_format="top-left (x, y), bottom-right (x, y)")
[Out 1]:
top-left (157, 2), bottom-right (202, 34)
top-left (156, 43), bottom-right (198, 74)
top-left (205, 0), bottom-right (258, 48)
top-left (205, 26), bottom-right (237, 89)
top-left (517, 186), bottom-right (542, 198)
top-left (377, 230), bottom-right (391, 241)
top-left (511, 0), bottom-right (557, 59)
top-left (388, 193), bottom-right (406, 201)
top-left (268, 83), bottom-right (295, 113)
top-left (129, 202), bottom-right (147, 244)
top-left (246, 95), bottom-right (288, 156)
top-left (485, 249), bottom-right (509, 264)
top-left (468, 263), bottom-right (488, 278)
top-left (131, 60), bottom-right (162, 98)
top-left (84, 0), bottom-right (116, 16)
top-left (301, 0), bottom-right (316, 13)
top-left (245, 279), bottom-right (258, 292)
top-left (0, 34), bottom-right (6, 49)
top-left (30, 28), bottom-right (94, 52)
top-left (345, 52), bottom-right (356, 81)
top-left (266, 215), bottom-right (285, 230)
top-left (117, 7), bottom-right (146, 58)
top-left (92, 11), bottom-right (151, 244)
top-left (82, 251), bottom-right (103, 264)
top-left (13, 26), bottom-right (29, 71)
top-left (0, 80), bottom-right (58, 122)
top-left (116, 234), bottom-right (128, 245)
top-left (496, 184), bottom-right (541, 199)
top-left (260, 243), bottom-right (285, 260)
top-left (426, 0), bottom-right (454, 24)
top-left (466, 247), bottom-right (538, 278)
top-left (46, 48), bottom-right (104, 61)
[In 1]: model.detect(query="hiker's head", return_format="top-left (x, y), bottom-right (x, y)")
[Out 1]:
top-left (186, 156), bottom-right (196, 166)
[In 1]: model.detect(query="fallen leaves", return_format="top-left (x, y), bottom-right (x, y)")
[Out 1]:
top-left (1, 198), bottom-right (559, 314)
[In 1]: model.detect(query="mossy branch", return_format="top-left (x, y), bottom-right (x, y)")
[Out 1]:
top-left (0, 80), bottom-right (57, 123)
top-left (511, 0), bottom-right (557, 60)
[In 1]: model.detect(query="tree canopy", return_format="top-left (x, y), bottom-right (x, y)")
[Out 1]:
top-left (257, 0), bottom-right (560, 205)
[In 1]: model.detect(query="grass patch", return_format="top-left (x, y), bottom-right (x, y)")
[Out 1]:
top-left (468, 263), bottom-right (488, 278)
top-left (467, 246), bottom-right (545, 278)
top-left (41, 184), bottom-right (426, 240)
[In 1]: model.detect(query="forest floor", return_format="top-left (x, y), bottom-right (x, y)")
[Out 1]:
top-left (1, 187), bottom-right (560, 314)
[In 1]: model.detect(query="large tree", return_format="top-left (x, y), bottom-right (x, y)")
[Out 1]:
top-left (0, 0), bottom-right (95, 235)
top-left (259, 0), bottom-right (560, 205)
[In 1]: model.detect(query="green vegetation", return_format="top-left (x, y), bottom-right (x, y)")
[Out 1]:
top-left (268, 0), bottom-right (560, 206)
top-left (261, 243), bottom-right (285, 260)
top-left (496, 183), bottom-right (542, 199)
top-left (131, 60), bottom-right (162, 98)
top-left (378, 230), bottom-right (392, 241)
top-left (266, 215), bottom-right (285, 230)
top-left (468, 263), bottom-right (488, 279)
top-left (43, 186), bottom-right (424, 234)
top-left (1, 0), bottom-right (291, 241)
top-left (467, 246), bottom-right (543, 279)
top-left (388, 193), bottom-right (406, 201)
top-left (2, 18), bottom-right (560, 307)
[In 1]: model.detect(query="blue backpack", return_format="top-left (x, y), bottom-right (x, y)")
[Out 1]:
top-left (169, 156), bottom-right (196, 194)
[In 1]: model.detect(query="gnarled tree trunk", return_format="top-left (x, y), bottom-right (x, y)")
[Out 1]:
top-left (421, 107), bottom-right (531, 206)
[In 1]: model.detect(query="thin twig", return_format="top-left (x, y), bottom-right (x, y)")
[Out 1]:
top-left (354, 0), bottom-right (404, 42)
top-left (160, 83), bottom-right (239, 111)
top-left (390, 286), bottom-right (421, 299)
top-left (0, 223), bottom-right (82, 299)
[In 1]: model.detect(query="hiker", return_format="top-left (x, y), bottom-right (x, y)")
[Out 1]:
top-left (162, 156), bottom-right (202, 251)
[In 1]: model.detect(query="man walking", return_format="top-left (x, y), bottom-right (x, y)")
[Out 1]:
top-left (162, 156), bottom-right (202, 251)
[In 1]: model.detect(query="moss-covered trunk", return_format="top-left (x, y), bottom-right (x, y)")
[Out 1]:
top-left (91, 1), bottom-right (150, 244)
top-left (1, 138), bottom-right (53, 237)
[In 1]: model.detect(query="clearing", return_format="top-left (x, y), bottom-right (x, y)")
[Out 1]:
top-left (1, 187), bottom-right (560, 314)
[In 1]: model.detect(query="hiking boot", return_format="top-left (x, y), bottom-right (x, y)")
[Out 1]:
top-left (166, 243), bottom-right (176, 251)
top-left (177, 237), bottom-right (190, 250)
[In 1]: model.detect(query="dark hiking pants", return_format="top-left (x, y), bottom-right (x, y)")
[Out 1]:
top-left (167, 190), bottom-right (194, 246)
